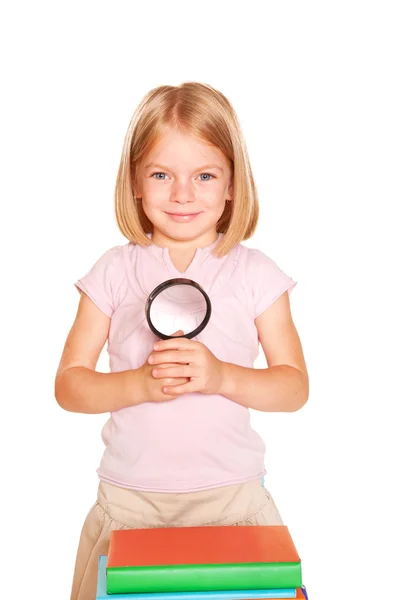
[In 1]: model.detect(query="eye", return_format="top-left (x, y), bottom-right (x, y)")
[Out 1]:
top-left (150, 172), bottom-right (214, 181)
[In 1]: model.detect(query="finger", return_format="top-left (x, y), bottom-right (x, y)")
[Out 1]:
top-left (170, 330), bottom-right (185, 337)
top-left (158, 391), bottom-right (184, 402)
top-left (149, 351), bottom-right (193, 365)
top-left (152, 365), bottom-right (195, 379)
top-left (159, 378), bottom-right (191, 399)
top-left (153, 337), bottom-right (196, 351)
top-left (162, 376), bottom-right (190, 386)
top-left (157, 362), bottom-right (185, 368)
top-left (162, 381), bottom-right (199, 395)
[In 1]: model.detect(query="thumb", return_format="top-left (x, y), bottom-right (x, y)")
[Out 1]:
top-left (170, 330), bottom-right (185, 337)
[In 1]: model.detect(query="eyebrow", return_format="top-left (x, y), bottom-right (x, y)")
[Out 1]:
top-left (144, 162), bottom-right (224, 173)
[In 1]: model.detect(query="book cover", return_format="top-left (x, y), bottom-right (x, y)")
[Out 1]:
top-left (106, 526), bottom-right (302, 595)
top-left (96, 556), bottom-right (298, 599)
top-left (97, 557), bottom-right (306, 599)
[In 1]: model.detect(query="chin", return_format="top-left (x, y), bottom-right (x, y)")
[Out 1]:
top-left (157, 222), bottom-right (209, 241)
top-left (164, 227), bottom-right (201, 240)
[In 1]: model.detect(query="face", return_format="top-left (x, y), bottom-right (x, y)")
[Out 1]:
top-left (134, 127), bottom-right (233, 247)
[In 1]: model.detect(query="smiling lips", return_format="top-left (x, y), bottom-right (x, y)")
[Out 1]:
top-left (165, 212), bottom-right (201, 222)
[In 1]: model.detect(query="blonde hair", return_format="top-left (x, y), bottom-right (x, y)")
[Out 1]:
top-left (115, 82), bottom-right (259, 257)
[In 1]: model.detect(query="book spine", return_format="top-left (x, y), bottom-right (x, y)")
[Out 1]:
top-left (106, 563), bottom-right (302, 595)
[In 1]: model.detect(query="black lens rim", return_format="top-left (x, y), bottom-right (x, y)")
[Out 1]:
top-left (145, 278), bottom-right (212, 340)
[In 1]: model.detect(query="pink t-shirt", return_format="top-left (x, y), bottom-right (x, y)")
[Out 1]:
top-left (75, 233), bottom-right (296, 492)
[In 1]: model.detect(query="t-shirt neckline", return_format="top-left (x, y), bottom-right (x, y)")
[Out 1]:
top-left (146, 232), bottom-right (223, 276)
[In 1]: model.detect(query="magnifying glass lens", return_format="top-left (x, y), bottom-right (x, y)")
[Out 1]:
top-left (145, 279), bottom-right (211, 340)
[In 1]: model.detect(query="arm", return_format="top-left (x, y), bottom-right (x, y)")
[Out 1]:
top-left (54, 293), bottom-right (141, 414)
top-left (220, 291), bottom-right (309, 412)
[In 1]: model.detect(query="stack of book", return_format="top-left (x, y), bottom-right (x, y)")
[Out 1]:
top-left (96, 526), bottom-right (308, 599)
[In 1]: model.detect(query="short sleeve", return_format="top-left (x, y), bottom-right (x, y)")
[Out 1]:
top-left (247, 249), bottom-right (297, 319)
top-left (74, 246), bottom-right (124, 317)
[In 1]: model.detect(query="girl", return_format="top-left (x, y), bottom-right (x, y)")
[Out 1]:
top-left (55, 82), bottom-right (309, 600)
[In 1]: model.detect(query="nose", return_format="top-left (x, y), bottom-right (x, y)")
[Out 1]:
top-left (170, 178), bottom-right (195, 205)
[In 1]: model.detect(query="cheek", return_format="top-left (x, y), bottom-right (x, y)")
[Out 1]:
top-left (202, 190), bottom-right (227, 212)
top-left (141, 197), bottom-right (165, 223)
top-left (142, 182), bottom-right (168, 206)
top-left (201, 182), bottom-right (228, 203)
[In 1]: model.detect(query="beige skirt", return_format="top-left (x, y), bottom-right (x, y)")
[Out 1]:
top-left (70, 478), bottom-right (284, 600)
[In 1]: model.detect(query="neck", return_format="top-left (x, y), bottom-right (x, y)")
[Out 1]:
top-left (151, 230), bottom-right (219, 252)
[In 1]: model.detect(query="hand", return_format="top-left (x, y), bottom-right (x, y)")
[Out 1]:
top-left (137, 331), bottom-right (190, 403)
top-left (148, 335), bottom-right (225, 396)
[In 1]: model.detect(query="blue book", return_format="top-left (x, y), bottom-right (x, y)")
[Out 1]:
top-left (96, 556), bottom-right (297, 599)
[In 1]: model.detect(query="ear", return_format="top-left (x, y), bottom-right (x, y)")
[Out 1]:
top-left (131, 160), bottom-right (144, 199)
top-left (131, 177), bottom-right (142, 200)
top-left (227, 178), bottom-right (234, 201)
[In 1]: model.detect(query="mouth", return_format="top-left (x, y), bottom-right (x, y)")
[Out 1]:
top-left (165, 211), bottom-right (202, 222)
top-left (165, 212), bottom-right (201, 216)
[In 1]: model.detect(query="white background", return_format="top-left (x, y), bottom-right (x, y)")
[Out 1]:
top-left (1, 2), bottom-right (399, 599)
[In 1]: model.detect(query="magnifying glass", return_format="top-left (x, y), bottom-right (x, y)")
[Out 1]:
top-left (145, 278), bottom-right (212, 340)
